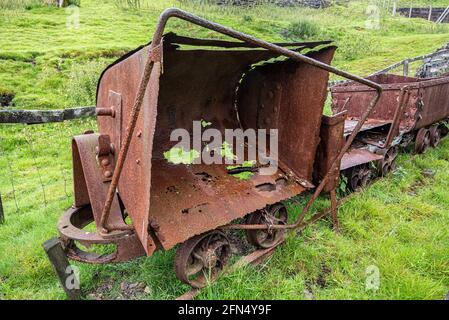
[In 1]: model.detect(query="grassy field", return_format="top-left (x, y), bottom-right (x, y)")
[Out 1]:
top-left (0, 0), bottom-right (448, 300)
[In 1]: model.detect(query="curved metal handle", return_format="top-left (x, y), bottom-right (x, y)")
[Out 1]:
top-left (152, 8), bottom-right (382, 92)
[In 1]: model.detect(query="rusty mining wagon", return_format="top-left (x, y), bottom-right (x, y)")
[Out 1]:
top-left (57, 9), bottom-right (383, 288)
top-left (331, 73), bottom-right (449, 191)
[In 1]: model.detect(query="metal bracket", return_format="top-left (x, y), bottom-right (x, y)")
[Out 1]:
top-left (108, 90), bottom-right (122, 151)
top-left (96, 135), bottom-right (115, 182)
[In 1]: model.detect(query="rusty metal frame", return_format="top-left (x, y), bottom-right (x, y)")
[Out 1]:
top-left (99, 8), bottom-right (382, 235)
top-left (383, 86), bottom-right (411, 149)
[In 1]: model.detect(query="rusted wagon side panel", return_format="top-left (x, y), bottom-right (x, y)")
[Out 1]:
top-left (96, 46), bottom-right (161, 255)
top-left (238, 46), bottom-right (337, 182)
top-left (313, 111), bottom-right (347, 192)
top-left (415, 77), bottom-right (449, 129)
top-left (331, 73), bottom-right (449, 134)
top-left (153, 46), bottom-right (283, 151)
top-left (332, 74), bottom-right (419, 133)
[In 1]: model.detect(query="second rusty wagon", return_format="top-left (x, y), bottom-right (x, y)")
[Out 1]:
top-left (331, 73), bottom-right (449, 190)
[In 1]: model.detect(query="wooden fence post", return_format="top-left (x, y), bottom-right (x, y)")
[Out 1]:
top-left (43, 238), bottom-right (81, 300)
top-left (392, 0), bottom-right (396, 16)
top-left (403, 59), bottom-right (409, 76)
top-left (0, 193), bottom-right (4, 224)
top-left (428, 6), bottom-right (432, 21)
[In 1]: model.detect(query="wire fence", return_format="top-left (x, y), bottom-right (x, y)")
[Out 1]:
top-left (0, 117), bottom-right (97, 219)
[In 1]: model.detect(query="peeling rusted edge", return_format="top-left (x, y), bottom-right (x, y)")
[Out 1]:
top-left (331, 74), bottom-right (449, 93)
top-left (94, 33), bottom-right (329, 103)
top-left (163, 32), bottom-right (333, 49)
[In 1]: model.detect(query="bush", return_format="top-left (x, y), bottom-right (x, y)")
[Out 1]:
top-left (0, 87), bottom-right (15, 107)
top-left (64, 60), bottom-right (108, 106)
top-left (335, 34), bottom-right (377, 61)
top-left (282, 18), bottom-right (321, 40)
top-left (68, 0), bottom-right (81, 6)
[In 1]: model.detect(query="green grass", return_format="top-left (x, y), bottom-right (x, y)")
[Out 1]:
top-left (0, 0), bottom-right (448, 300)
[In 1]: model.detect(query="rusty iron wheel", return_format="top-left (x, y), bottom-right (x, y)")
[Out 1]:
top-left (439, 123), bottom-right (449, 138)
top-left (349, 165), bottom-right (373, 191)
top-left (379, 146), bottom-right (398, 177)
top-left (245, 203), bottom-right (288, 249)
top-left (174, 230), bottom-right (231, 288)
top-left (415, 128), bottom-right (431, 154)
top-left (429, 126), bottom-right (441, 148)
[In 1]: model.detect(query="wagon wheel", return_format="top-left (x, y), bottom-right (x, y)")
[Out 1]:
top-left (439, 123), bottom-right (449, 138)
top-left (174, 230), bottom-right (231, 288)
top-left (429, 126), bottom-right (442, 148)
top-left (415, 128), bottom-right (431, 154)
top-left (349, 164), bottom-right (373, 191)
top-left (378, 146), bottom-right (398, 177)
top-left (245, 203), bottom-right (288, 249)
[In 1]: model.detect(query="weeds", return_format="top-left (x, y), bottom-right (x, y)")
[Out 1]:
top-left (336, 34), bottom-right (377, 61)
top-left (64, 60), bottom-right (107, 106)
top-left (282, 19), bottom-right (321, 40)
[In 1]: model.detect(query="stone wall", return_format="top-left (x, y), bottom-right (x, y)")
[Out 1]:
top-left (209, 0), bottom-right (330, 8)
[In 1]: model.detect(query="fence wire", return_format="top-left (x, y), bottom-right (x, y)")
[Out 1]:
top-left (0, 117), bottom-right (97, 218)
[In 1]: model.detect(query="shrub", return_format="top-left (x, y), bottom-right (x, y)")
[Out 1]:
top-left (64, 60), bottom-right (108, 106)
top-left (335, 34), bottom-right (377, 61)
top-left (68, 0), bottom-right (81, 6)
top-left (282, 18), bottom-right (321, 40)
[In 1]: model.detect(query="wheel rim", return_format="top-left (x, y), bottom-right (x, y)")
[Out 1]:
top-left (246, 204), bottom-right (288, 249)
top-left (430, 126), bottom-right (441, 147)
top-left (379, 146), bottom-right (398, 176)
top-left (175, 230), bottom-right (231, 288)
top-left (415, 128), bottom-right (430, 154)
top-left (350, 165), bottom-right (372, 191)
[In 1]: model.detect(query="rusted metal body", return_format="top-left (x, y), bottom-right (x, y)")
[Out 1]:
top-left (331, 73), bottom-right (449, 174)
top-left (94, 36), bottom-right (336, 255)
top-left (57, 9), bottom-right (383, 286)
